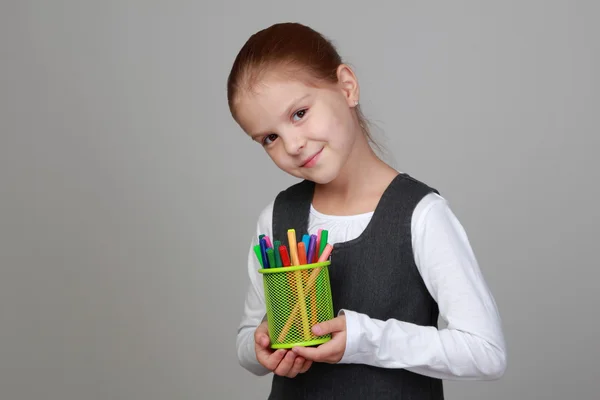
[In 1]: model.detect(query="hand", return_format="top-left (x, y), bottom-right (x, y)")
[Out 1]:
top-left (291, 315), bottom-right (347, 363)
top-left (254, 320), bottom-right (312, 378)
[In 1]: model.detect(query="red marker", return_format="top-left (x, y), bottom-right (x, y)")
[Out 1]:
top-left (279, 245), bottom-right (291, 267)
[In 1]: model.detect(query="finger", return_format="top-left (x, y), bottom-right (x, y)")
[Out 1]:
top-left (291, 345), bottom-right (325, 362)
top-left (255, 342), bottom-right (273, 362)
top-left (312, 316), bottom-right (345, 336)
top-left (255, 333), bottom-right (274, 357)
top-left (286, 355), bottom-right (305, 378)
top-left (255, 333), bottom-right (269, 348)
top-left (293, 338), bottom-right (341, 363)
top-left (254, 325), bottom-right (270, 347)
top-left (255, 332), bottom-right (272, 349)
top-left (273, 350), bottom-right (296, 376)
top-left (259, 348), bottom-right (286, 371)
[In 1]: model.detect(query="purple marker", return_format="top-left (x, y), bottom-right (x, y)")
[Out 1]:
top-left (307, 234), bottom-right (317, 265)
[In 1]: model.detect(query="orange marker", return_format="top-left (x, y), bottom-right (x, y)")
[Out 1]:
top-left (298, 242), bottom-right (307, 265)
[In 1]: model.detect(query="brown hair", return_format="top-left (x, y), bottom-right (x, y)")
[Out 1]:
top-left (226, 22), bottom-right (379, 150)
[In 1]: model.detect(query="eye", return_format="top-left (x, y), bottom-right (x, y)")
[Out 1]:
top-left (262, 133), bottom-right (278, 146)
top-left (292, 109), bottom-right (307, 122)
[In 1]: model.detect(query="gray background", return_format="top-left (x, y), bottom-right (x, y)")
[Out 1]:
top-left (1, 1), bottom-right (598, 399)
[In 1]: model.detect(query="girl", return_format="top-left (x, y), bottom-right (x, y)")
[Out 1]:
top-left (227, 22), bottom-right (506, 399)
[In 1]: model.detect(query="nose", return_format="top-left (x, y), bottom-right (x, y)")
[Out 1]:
top-left (283, 133), bottom-right (307, 156)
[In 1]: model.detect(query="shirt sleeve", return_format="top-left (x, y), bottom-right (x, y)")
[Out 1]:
top-left (337, 193), bottom-right (507, 380)
top-left (235, 201), bottom-right (274, 376)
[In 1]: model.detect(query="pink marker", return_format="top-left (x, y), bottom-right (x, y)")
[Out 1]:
top-left (264, 235), bottom-right (273, 248)
top-left (317, 243), bottom-right (333, 262)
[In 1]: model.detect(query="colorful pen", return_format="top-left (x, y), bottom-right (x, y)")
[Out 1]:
top-left (260, 238), bottom-right (269, 268)
top-left (298, 242), bottom-right (307, 265)
top-left (279, 245), bottom-right (291, 267)
top-left (264, 235), bottom-right (273, 249)
top-left (266, 248), bottom-right (276, 271)
top-left (307, 234), bottom-right (317, 264)
top-left (302, 234), bottom-right (310, 258)
top-left (306, 235), bottom-right (317, 326)
top-left (316, 229), bottom-right (323, 260)
top-left (287, 229), bottom-right (299, 266)
top-left (318, 243), bottom-right (333, 262)
top-left (254, 244), bottom-right (264, 268)
top-left (319, 230), bottom-right (328, 257)
top-left (273, 240), bottom-right (282, 267)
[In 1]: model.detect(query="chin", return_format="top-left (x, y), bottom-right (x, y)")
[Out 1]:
top-left (281, 161), bottom-right (341, 185)
top-left (304, 167), bottom-right (341, 185)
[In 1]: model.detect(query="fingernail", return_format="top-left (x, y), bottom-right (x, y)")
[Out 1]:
top-left (312, 325), bottom-right (322, 335)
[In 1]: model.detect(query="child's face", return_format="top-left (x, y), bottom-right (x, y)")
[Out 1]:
top-left (234, 68), bottom-right (360, 184)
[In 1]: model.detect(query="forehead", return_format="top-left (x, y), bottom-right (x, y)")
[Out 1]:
top-left (233, 71), bottom-right (334, 134)
top-left (244, 75), bottom-right (310, 107)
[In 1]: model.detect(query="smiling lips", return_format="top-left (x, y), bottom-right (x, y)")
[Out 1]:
top-left (300, 148), bottom-right (323, 168)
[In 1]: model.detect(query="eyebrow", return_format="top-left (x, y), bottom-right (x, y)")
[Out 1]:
top-left (249, 94), bottom-right (311, 139)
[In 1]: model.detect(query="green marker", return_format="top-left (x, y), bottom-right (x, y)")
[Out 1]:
top-left (253, 245), bottom-right (264, 268)
top-left (259, 234), bottom-right (265, 241)
top-left (273, 240), bottom-right (282, 267)
top-left (266, 248), bottom-right (276, 270)
top-left (319, 230), bottom-right (328, 256)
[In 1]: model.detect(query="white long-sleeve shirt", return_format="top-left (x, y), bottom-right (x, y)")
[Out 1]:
top-left (236, 191), bottom-right (507, 380)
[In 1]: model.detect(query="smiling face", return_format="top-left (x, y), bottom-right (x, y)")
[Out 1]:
top-left (232, 66), bottom-right (362, 184)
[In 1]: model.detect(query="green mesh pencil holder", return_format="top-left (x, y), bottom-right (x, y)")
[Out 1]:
top-left (259, 261), bottom-right (334, 349)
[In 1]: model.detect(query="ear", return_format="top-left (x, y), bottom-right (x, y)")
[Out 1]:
top-left (336, 64), bottom-right (360, 108)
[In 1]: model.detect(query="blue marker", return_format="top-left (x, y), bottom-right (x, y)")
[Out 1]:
top-left (302, 234), bottom-right (310, 258)
top-left (260, 238), bottom-right (270, 268)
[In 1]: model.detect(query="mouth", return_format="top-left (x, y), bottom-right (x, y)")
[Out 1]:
top-left (300, 148), bottom-right (324, 168)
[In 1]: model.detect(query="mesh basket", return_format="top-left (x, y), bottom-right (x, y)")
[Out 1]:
top-left (259, 261), bottom-right (334, 349)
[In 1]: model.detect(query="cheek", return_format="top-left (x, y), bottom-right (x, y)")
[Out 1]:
top-left (267, 150), bottom-right (304, 179)
top-left (322, 113), bottom-right (355, 149)
top-left (310, 113), bottom-right (344, 142)
top-left (267, 147), bottom-right (294, 170)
